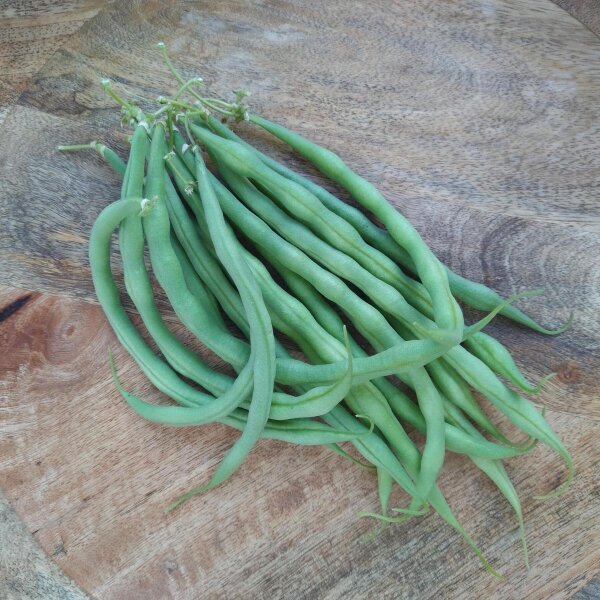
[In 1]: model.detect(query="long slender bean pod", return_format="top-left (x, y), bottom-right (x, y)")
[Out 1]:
top-left (191, 120), bottom-right (464, 344)
top-left (200, 115), bottom-right (566, 335)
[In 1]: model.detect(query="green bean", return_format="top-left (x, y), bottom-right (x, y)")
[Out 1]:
top-left (166, 150), bottom-right (459, 388)
top-left (90, 189), bottom-right (366, 457)
top-left (201, 115), bottom-right (565, 335)
top-left (232, 414), bottom-right (373, 446)
top-left (110, 350), bottom-right (253, 426)
top-left (235, 118), bottom-right (568, 390)
top-left (117, 125), bottom-right (229, 397)
top-left (267, 328), bottom-right (353, 420)
top-left (178, 126), bottom-right (545, 403)
top-left (88, 140), bottom-right (298, 405)
top-left (386, 308), bottom-right (517, 445)
top-left (141, 126), bottom-right (249, 370)
top-left (191, 124), bottom-right (459, 346)
top-left (168, 142), bottom-right (277, 504)
top-left (464, 334), bottom-right (556, 394)
top-left (193, 119), bottom-right (463, 345)
top-left (278, 266), bottom-right (527, 461)
top-left (444, 402), bottom-right (529, 567)
top-left (89, 194), bottom-right (227, 408)
top-left (87, 194), bottom-right (281, 434)
top-left (58, 141), bottom-right (128, 176)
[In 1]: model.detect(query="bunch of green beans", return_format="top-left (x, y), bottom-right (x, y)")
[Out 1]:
top-left (57, 44), bottom-right (574, 576)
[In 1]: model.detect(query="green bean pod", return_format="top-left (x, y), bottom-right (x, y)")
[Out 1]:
top-left (89, 179), bottom-right (366, 452)
top-left (212, 117), bottom-right (464, 344)
top-left (180, 126), bottom-right (547, 398)
top-left (166, 150), bottom-right (458, 388)
top-left (175, 143), bottom-right (275, 499)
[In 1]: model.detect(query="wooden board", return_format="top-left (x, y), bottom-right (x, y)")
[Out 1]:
top-left (1, 1), bottom-right (599, 598)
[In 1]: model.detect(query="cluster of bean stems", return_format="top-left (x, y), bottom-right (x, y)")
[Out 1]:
top-left (58, 44), bottom-right (573, 576)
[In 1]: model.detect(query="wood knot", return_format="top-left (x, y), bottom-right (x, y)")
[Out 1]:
top-left (165, 560), bottom-right (179, 573)
top-left (556, 361), bottom-right (579, 384)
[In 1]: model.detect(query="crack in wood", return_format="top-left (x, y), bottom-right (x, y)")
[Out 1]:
top-left (0, 293), bottom-right (32, 323)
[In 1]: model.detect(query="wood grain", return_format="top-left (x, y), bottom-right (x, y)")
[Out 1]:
top-left (0, 0), bottom-right (599, 598)
top-left (0, 0), bottom-right (112, 136)
top-left (0, 485), bottom-right (87, 600)
top-left (0, 285), bottom-right (598, 599)
top-left (553, 0), bottom-right (600, 35)
top-left (0, 1), bottom-right (110, 96)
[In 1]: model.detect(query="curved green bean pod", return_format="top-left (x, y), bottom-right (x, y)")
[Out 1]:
top-left (228, 413), bottom-right (373, 446)
top-left (195, 118), bottom-right (464, 344)
top-left (267, 328), bottom-right (353, 420)
top-left (465, 334), bottom-right (556, 394)
top-left (165, 151), bottom-right (459, 388)
top-left (171, 143), bottom-right (275, 501)
top-left (88, 195), bottom-right (227, 408)
top-left (141, 128), bottom-right (249, 370)
top-left (90, 186), bottom-right (366, 456)
top-left (110, 350), bottom-right (253, 426)
top-left (191, 125), bottom-right (458, 346)
top-left (278, 266), bottom-right (527, 461)
top-left (118, 125), bottom-right (231, 396)
top-left (201, 115), bottom-right (566, 335)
